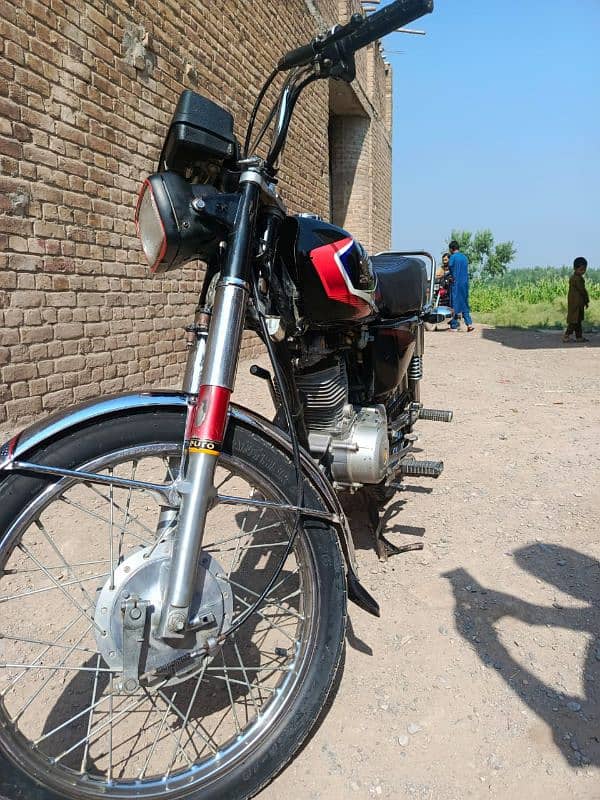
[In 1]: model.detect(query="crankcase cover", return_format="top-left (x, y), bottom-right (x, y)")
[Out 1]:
top-left (330, 404), bottom-right (389, 485)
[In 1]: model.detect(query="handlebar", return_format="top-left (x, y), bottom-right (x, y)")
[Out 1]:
top-left (278, 0), bottom-right (433, 71)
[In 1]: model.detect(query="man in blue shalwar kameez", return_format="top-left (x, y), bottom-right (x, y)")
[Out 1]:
top-left (448, 240), bottom-right (475, 332)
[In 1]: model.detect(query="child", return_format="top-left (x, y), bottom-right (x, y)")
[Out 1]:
top-left (563, 257), bottom-right (590, 343)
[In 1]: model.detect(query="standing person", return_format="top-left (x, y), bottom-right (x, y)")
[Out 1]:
top-left (563, 257), bottom-right (590, 343)
top-left (448, 240), bottom-right (474, 332)
top-left (436, 252), bottom-right (450, 279)
top-left (435, 252), bottom-right (452, 308)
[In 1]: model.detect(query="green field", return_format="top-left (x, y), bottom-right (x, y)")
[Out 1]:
top-left (470, 267), bottom-right (600, 330)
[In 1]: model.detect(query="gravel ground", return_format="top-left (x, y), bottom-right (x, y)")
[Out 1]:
top-left (252, 325), bottom-right (600, 800)
top-left (1, 324), bottom-right (599, 799)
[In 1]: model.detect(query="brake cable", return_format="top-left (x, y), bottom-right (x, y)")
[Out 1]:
top-left (214, 277), bottom-right (305, 642)
top-left (247, 70), bottom-right (295, 155)
top-left (243, 67), bottom-right (279, 158)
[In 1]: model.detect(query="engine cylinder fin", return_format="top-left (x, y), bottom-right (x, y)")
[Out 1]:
top-left (296, 360), bottom-right (348, 433)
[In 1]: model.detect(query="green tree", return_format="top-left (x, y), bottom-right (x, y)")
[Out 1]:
top-left (447, 229), bottom-right (516, 278)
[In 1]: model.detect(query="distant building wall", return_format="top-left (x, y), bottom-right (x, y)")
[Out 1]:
top-left (0, 0), bottom-right (392, 424)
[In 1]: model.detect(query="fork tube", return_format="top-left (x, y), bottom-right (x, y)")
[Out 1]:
top-left (158, 180), bottom-right (259, 639)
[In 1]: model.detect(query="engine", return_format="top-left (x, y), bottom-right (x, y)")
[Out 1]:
top-left (295, 358), bottom-right (389, 486)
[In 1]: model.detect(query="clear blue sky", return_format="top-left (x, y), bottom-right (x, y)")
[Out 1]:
top-left (381, 0), bottom-right (600, 268)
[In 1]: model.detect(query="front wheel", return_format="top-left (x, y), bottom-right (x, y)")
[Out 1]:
top-left (0, 410), bottom-right (347, 800)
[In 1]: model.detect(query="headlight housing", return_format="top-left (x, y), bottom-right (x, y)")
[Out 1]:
top-left (135, 172), bottom-right (222, 273)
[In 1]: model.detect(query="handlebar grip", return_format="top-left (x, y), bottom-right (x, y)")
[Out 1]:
top-left (278, 0), bottom-right (432, 72)
top-left (347, 0), bottom-right (433, 52)
top-left (277, 43), bottom-right (316, 71)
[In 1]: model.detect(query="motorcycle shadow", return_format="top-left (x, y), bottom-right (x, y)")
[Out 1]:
top-left (341, 491), bottom-right (427, 555)
top-left (444, 543), bottom-right (600, 768)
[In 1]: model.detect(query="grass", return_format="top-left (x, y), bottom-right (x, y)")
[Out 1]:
top-left (470, 267), bottom-right (600, 330)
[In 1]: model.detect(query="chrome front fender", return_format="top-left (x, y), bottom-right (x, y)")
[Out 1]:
top-left (0, 391), bottom-right (379, 617)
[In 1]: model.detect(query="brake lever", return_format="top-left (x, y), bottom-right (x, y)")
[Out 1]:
top-left (313, 38), bottom-right (356, 83)
top-left (278, 13), bottom-right (364, 71)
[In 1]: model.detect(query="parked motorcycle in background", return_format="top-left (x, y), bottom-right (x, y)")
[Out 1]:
top-left (427, 266), bottom-right (453, 330)
top-left (0, 2), bottom-right (451, 798)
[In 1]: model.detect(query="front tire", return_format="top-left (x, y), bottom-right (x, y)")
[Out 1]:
top-left (0, 410), bottom-right (347, 800)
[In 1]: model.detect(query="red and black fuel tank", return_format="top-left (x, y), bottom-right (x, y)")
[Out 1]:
top-left (277, 214), bottom-right (378, 326)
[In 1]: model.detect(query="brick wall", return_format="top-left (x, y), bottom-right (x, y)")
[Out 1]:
top-left (0, 0), bottom-right (392, 425)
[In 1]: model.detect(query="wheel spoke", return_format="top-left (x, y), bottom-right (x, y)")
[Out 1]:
top-left (12, 623), bottom-right (93, 721)
top-left (34, 667), bottom-right (111, 746)
top-left (0, 612), bottom-right (86, 697)
top-left (117, 461), bottom-right (139, 565)
top-left (213, 541), bottom-right (291, 554)
top-left (228, 577), bottom-right (304, 626)
top-left (139, 688), bottom-right (195, 779)
top-left (139, 689), bottom-right (177, 780)
top-left (60, 494), bottom-right (153, 546)
top-left (205, 665), bottom-right (291, 673)
top-left (215, 470), bottom-right (234, 491)
top-left (109, 468), bottom-right (116, 591)
top-left (52, 681), bottom-right (167, 765)
top-left (107, 675), bottom-right (114, 783)
top-left (232, 638), bottom-right (262, 717)
top-left (80, 654), bottom-right (102, 774)
top-left (166, 659), bottom-right (210, 777)
top-left (0, 570), bottom-right (110, 607)
top-left (156, 687), bottom-right (219, 757)
top-left (0, 633), bottom-right (97, 655)
top-left (18, 543), bottom-right (106, 638)
top-left (206, 521), bottom-right (282, 550)
top-left (221, 652), bottom-right (241, 735)
top-left (3, 558), bottom-right (110, 575)
top-left (34, 519), bottom-right (97, 607)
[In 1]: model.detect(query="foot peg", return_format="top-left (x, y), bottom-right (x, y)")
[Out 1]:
top-left (399, 460), bottom-right (444, 478)
top-left (418, 408), bottom-right (453, 423)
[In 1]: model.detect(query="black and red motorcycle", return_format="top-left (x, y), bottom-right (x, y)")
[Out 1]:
top-left (0, 2), bottom-right (452, 798)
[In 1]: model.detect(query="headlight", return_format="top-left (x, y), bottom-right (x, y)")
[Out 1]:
top-left (135, 179), bottom-right (168, 272)
top-left (135, 172), bottom-right (222, 274)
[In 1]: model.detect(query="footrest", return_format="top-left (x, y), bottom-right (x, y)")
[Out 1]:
top-left (418, 408), bottom-right (453, 423)
top-left (399, 459), bottom-right (444, 478)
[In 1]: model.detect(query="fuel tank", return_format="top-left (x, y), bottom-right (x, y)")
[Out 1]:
top-left (278, 214), bottom-right (377, 326)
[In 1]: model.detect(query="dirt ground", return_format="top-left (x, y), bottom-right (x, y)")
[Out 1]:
top-left (1, 324), bottom-right (599, 799)
top-left (247, 325), bottom-right (600, 800)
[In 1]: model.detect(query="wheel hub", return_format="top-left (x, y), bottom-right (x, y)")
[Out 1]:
top-left (94, 540), bottom-right (233, 685)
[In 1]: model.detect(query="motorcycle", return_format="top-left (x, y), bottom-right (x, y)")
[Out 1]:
top-left (0, 1), bottom-right (452, 798)
top-left (426, 267), bottom-right (453, 330)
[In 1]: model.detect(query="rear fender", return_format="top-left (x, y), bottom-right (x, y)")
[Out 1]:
top-left (0, 391), bottom-right (379, 617)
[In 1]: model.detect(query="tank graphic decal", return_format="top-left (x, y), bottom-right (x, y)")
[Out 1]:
top-left (309, 237), bottom-right (377, 319)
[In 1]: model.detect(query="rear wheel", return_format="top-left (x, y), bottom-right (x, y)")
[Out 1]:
top-left (0, 410), bottom-right (347, 800)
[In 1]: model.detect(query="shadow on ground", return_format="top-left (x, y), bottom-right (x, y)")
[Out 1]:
top-left (445, 544), bottom-right (600, 767)
top-left (341, 487), bottom-right (428, 558)
top-left (481, 327), bottom-right (600, 350)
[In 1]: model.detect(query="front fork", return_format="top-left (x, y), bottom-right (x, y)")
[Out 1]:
top-left (157, 179), bottom-right (259, 639)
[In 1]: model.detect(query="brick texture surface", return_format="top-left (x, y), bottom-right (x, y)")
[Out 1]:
top-left (0, 0), bottom-right (392, 425)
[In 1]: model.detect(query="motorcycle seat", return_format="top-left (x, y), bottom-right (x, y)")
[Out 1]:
top-left (372, 254), bottom-right (428, 317)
